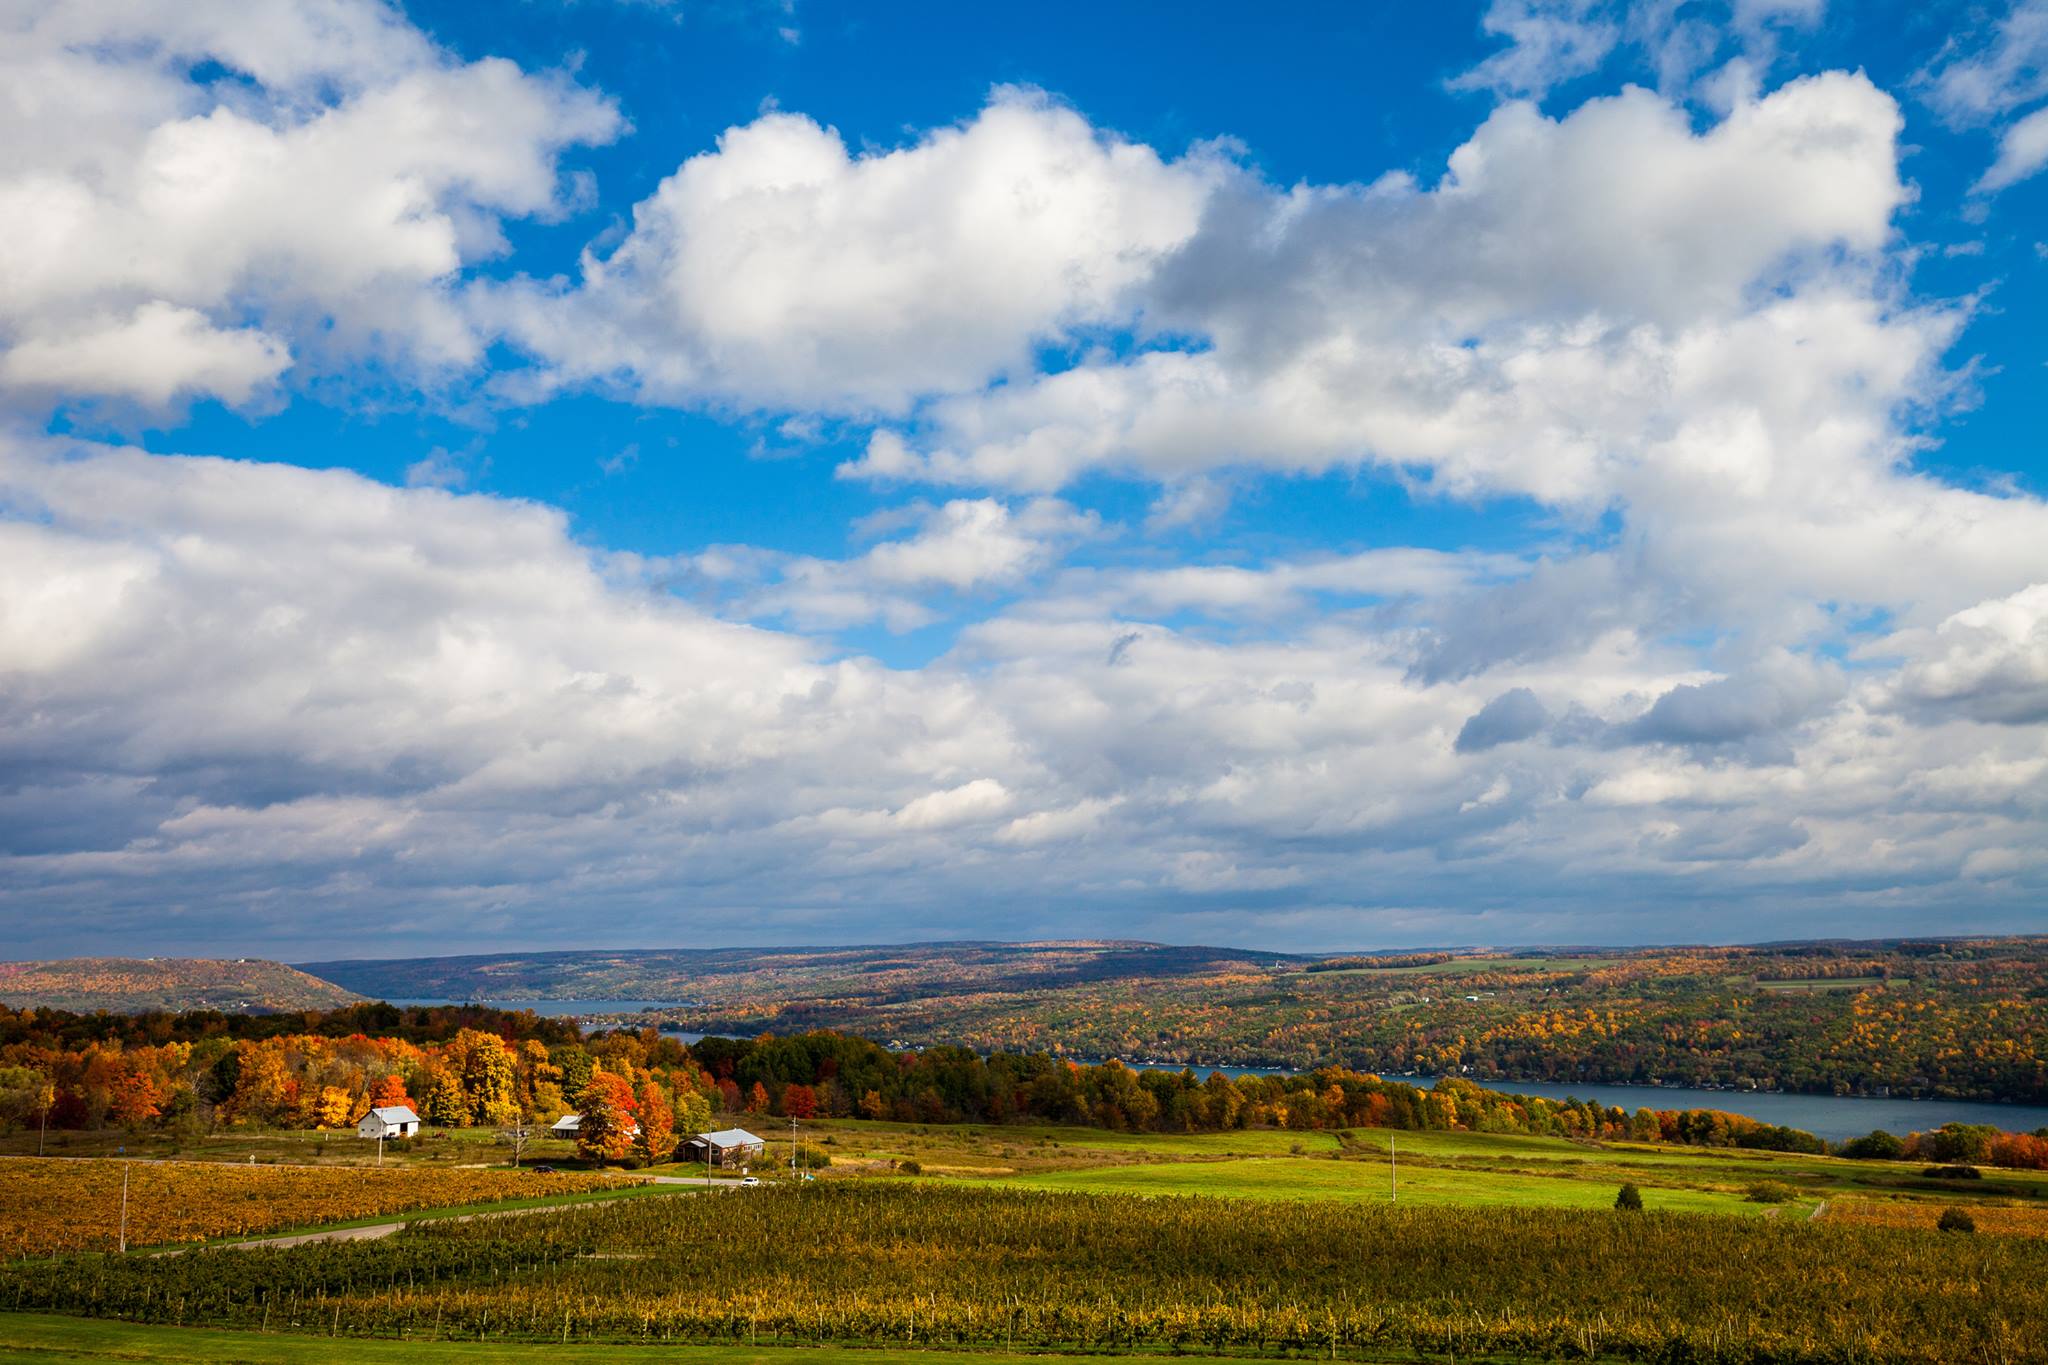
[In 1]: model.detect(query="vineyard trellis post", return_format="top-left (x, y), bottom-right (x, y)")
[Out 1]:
top-left (1390, 1135), bottom-right (1397, 1203)
top-left (118, 1163), bottom-right (129, 1253)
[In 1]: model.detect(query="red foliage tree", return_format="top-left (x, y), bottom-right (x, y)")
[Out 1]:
top-left (782, 1083), bottom-right (817, 1119)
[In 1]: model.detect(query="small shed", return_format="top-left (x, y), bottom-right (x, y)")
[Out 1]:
top-left (357, 1105), bottom-right (419, 1139)
top-left (683, 1127), bottom-right (766, 1168)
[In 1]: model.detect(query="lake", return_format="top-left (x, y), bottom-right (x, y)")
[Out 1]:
top-left (1094, 1062), bottom-right (2048, 1141)
top-left (377, 999), bottom-right (2048, 1141)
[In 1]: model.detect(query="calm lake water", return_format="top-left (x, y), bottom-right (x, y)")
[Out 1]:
top-left (1096, 1063), bottom-right (2048, 1141)
top-left (378, 998), bottom-right (2048, 1141)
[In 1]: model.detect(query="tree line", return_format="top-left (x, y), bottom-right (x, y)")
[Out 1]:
top-left (3, 1005), bottom-right (2044, 1169)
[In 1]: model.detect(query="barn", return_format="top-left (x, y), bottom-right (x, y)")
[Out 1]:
top-left (682, 1127), bottom-right (766, 1168)
top-left (357, 1105), bottom-right (419, 1139)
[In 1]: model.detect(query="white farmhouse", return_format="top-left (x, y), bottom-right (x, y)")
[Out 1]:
top-left (357, 1105), bottom-right (419, 1139)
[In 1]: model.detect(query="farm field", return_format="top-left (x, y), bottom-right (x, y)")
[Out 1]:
top-left (0, 1122), bottom-right (593, 1169)
top-left (4, 1185), bottom-right (2043, 1362)
top-left (773, 1116), bottom-right (2048, 1222)
top-left (0, 1158), bottom-right (640, 1255)
top-left (12, 1113), bottom-right (2044, 1232)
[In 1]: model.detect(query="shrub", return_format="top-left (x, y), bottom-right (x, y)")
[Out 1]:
top-left (1937, 1206), bottom-right (1976, 1233)
top-left (1842, 1129), bottom-right (1906, 1160)
top-left (1615, 1183), bottom-right (1644, 1210)
top-left (1746, 1181), bottom-right (1799, 1204)
top-left (896, 1158), bottom-right (922, 1175)
top-left (793, 1143), bottom-right (832, 1170)
top-left (1924, 1165), bottom-right (1982, 1180)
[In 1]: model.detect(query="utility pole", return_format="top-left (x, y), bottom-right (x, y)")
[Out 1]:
top-left (377, 1130), bottom-right (385, 1167)
top-left (789, 1115), bottom-right (798, 1179)
top-left (118, 1164), bottom-right (130, 1253)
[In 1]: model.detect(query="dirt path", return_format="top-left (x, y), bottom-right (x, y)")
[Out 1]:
top-left (167, 1184), bottom-right (703, 1254)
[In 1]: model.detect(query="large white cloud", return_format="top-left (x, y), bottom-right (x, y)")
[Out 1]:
top-left (0, 0), bottom-right (619, 414)
top-left (483, 88), bottom-right (1221, 414)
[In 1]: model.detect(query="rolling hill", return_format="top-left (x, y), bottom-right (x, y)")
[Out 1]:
top-left (0, 958), bottom-right (363, 1014)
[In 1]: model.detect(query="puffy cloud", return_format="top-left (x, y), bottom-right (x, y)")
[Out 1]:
top-left (0, 0), bottom-right (619, 414)
top-left (1623, 653), bottom-right (1845, 749)
top-left (1, 434), bottom-right (2045, 954)
top-left (852, 74), bottom-right (1912, 496)
top-left (1455, 688), bottom-right (1551, 753)
top-left (1881, 584), bottom-right (2048, 725)
top-left (697, 496), bottom-right (1098, 631)
top-left (484, 88), bottom-right (1221, 414)
top-left (0, 304), bottom-right (288, 409)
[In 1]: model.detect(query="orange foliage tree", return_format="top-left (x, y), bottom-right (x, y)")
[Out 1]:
top-left (574, 1073), bottom-right (639, 1165)
top-left (637, 1081), bottom-right (675, 1163)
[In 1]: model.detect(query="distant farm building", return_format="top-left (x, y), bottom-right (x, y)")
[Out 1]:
top-left (357, 1105), bottom-right (419, 1139)
top-left (550, 1112), bottom-right (638, 1138)
top-left (683, 1127), bottom-right (766, 1167)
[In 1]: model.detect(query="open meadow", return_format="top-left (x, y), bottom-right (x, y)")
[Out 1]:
top-left (755, 1115), bottom-right (2048, 1224)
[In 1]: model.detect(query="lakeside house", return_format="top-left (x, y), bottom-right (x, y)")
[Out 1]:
top-left (683, 1127), bottom-right (766, 1167)
top-left (356, 1105), bottom-right (419, 1139)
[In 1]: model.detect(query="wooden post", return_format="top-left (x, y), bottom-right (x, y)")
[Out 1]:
top-left (1390, 1134), bottom-right (1397, 1203)
top-left (118, 1163), bottom-right (130, 1252)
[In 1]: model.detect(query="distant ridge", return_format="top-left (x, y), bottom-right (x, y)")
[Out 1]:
top-left (295, 940), bottom-right (1313, 1001)
top-left (0, 957), bottom-right (363, 1014)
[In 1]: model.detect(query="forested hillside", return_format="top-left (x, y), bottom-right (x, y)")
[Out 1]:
top-left (0, 958), bottom-right (361, 1014)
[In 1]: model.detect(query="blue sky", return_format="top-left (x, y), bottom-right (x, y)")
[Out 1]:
top-left (2, 0), bottom-right (2045, 958)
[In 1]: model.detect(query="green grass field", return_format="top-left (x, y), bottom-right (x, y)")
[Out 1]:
top-left (794, 1115), bottom-right (2047, 1220)
top-left (0, 1313), bottom-right (1591, 1364)
top-left (973, 1154), bottom-right (1762, 1212)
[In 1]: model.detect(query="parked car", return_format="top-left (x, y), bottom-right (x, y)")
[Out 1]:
top-left (740, 1175), bottom-right (761, 1186)
top-left (531, 1165), bottom-right (557, 1174)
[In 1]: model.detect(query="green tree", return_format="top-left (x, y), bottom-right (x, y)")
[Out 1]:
top-left (676, 1087), bottom-right (712, 1137)
top-left (1937, 1206), bottom-right (1975, 1233)
top-left (1615, 1183), bottom-right (1644, 1211)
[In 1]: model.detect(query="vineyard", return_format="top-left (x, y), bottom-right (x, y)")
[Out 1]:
top-left (4, 1185), bottom-right (2044, 1362)
top-left (1824, 1197), bottom-right (2048, 1236)
top-left (0, 1159), bottom-right (629, 1255)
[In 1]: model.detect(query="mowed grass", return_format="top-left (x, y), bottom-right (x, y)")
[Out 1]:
top-left (974, 1154), bottom-right (1762, 1213)
top-left (0, 1315), bottom-right (1483, 1365)
top-left (801, 1116), bottom-right (2048, 1222)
